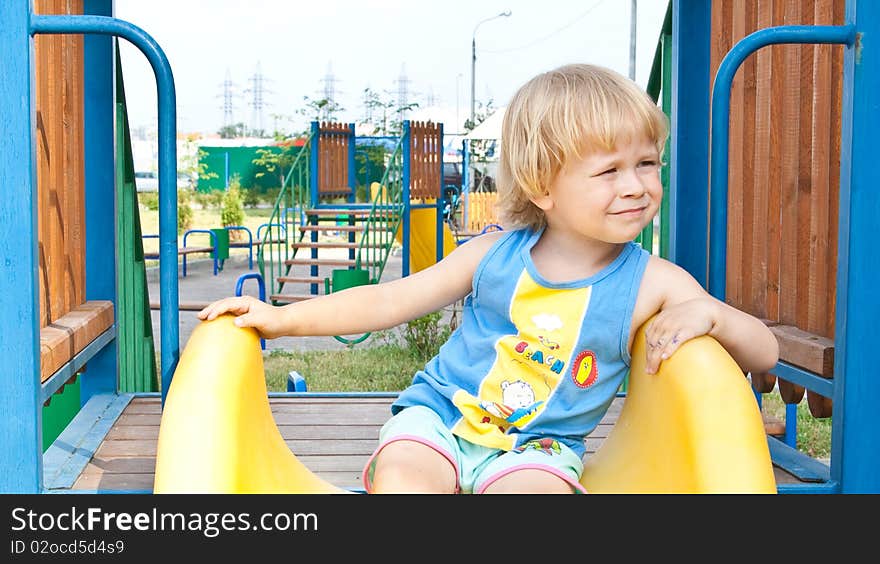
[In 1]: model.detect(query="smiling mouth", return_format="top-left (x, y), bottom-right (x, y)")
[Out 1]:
top-left (611, 207), bottom-right (646, 215)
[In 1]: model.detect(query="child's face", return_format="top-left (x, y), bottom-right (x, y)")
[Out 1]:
top-left (534, 137), bottom-right (662, 244)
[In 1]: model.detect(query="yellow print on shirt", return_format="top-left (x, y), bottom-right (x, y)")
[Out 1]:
top-left (452, 271), bottom-right (592, 450)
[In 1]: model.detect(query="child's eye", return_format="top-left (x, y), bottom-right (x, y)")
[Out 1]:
top-left (598, 168), bottom-right (617, 176)
top-left (638, 160), bottom-right (658, 168)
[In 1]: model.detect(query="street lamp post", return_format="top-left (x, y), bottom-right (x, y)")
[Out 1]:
top-left (470, 10), bottom-right (511, 127)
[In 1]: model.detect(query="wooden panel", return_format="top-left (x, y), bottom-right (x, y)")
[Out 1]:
top-left (410, 121), bottom-right (442, 200)
top-left (710, 0), bottom-right (843, 355)
top-left (39, 300), bottom-right (114, 381)
top-left (317, 122), bottom-right (351, 196)
top-left (769, 324), bottom-right (834, 377)
top-left (34, 0), bottom-right (86, 328)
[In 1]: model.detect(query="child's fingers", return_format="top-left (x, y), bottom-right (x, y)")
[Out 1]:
top-left (198, 297), bottom-right (252, 321)
top-left (645, 329), bottom-right (682, 374)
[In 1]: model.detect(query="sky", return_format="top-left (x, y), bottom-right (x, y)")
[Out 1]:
top-left (116, 0), bottom-right (669, 137)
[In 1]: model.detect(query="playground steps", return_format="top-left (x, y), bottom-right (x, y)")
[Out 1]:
top-left (284, 258), bottom-right (380, 267)
top-left (297, 224), bottom-right (365, 233)
top-left (290, 241), bottom-right (360, 250)
top-left (304, 207), bottom-right (373, 217)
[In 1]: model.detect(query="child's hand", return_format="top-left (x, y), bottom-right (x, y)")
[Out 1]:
top-left (197, 296), bottom-right (287, 339)
top-left (644, 297), bottom-right (720, 374)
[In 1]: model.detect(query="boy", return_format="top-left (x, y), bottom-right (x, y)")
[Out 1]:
top-left (198, 64), bottom-right (779, 494)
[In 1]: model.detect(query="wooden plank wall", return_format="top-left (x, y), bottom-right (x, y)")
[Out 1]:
top-left (711, 0), bottom-right (843, 340)
top-left (34, 0), bottom-right (86, 328)
top-left (409, 121), bottom-right (442, 200)
top-left (317, 122), bottom-right (351, 196)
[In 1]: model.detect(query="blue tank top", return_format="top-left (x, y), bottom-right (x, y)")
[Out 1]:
top-left (392, 227), bottom-right (650, 458)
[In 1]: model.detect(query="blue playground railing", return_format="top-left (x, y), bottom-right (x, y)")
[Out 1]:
top-left (27, 14), bottom-right (180, 407)
top-left (709, 23), bottom-right (856, 493)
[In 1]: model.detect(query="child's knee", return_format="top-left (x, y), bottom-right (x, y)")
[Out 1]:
top-left (370, 439), bottom-right (457, 493)
top-left (479, 467), bottom-right (577, 494)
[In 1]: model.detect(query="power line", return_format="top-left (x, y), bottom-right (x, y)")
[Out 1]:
top-left (482, 0), bottom-right (606, 54)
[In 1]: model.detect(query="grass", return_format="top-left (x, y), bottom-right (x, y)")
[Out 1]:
top-left (759, 391), bottom-right (833, 459)
top-left (262, 343), bottom-right (423, 392)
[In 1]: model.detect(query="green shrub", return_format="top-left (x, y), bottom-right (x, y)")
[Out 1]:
top-left (401, 311), bottom-right (452, 362)
top-left (242, 186), bottom-right (261, 208)
top-left (221, 176), bottom-right (245, 227)
top-left (138, 192), bottom-right (159, 211)
top-left (177, 189), bottom-right (194, 233)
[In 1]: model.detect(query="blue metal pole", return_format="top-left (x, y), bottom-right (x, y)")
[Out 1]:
top-left (708, 24), bottom-right (855, 301)
top-left (835, 0), bottom-right (880, 493)
top-left (309, 121), bottom-right (319, 207)
top-left (436, 122), bottom-right (445, 264)
top-left (462, 139), bottom-right (470, 231)
top-left (669, 0), bottom-right (712, 286)
top-left (402, 121), bottom-right (411, 277)
top-left (347, 122), bottom-right (356, 203)
top-left (31, 14), bottom-right (181, 405)
top-left (0, 0), bottom-right (42, 493)
top-left (81, 0), bottom-right (117, 403)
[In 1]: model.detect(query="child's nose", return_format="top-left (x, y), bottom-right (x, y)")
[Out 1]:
top-left (618, 170), bottom-right (647, 198)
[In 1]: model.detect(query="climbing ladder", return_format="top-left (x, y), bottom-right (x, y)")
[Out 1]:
top-left (257, 120), bottom-right (441, 306)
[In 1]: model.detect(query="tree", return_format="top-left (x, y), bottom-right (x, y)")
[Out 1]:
top-left (297, 96), bottom-right (345, 130)
top-left (218, 122), bottom-right (248, 139)
top-left (360, 87), bottom-right (419, 136)
top-left (464, 99), bottom-right (499, 193)
top-left (178, 134), bottom-right (218, 186)
top-left (252, 142), bottom-right (301, 187)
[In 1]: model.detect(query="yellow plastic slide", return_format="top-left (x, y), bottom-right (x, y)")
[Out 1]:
top-left (394, 201), bottom-right (457, 274)
top-left (579, 321), bottom-right (776, 493)
top-left (153, 315), bottom-right (345, 493)
top-left (153, 315), bottom-right (776, 494)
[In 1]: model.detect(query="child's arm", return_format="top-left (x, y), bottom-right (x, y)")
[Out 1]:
top-left (641, 258), bottom-right (779, 375)
top-left (197, 231), bottom-right (505, 340)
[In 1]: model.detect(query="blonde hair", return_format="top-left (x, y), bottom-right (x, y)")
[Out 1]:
top-left (496, 63), bottom-right (668, 230)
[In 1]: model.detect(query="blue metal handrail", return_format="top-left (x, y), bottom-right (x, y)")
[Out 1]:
top-left (30, 15), bottom-right (180, 405)
top-left (709, 25), bottom-right (856, 301)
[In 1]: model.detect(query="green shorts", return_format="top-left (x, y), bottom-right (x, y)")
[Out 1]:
top-left (362, 405), bottom-right (586, 494)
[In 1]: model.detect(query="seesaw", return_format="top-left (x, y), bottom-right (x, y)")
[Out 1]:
top-left (153, 315), bottom-right (776, 494)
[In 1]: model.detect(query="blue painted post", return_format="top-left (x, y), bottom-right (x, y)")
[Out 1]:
top-left (224, 151), bottom-right (229, 189)
top-left (347, 122), bottom-right (356, 203)
top-left (835, 0), bottom-right (880, 493)
top-left (462, 139), bottom-right (470, 231)
top-left (309, 121), bottom-right (319, 207)
top-left (309, 121), bottom-right (319, 293)
top-left (82, 0), bottom-right (117, 402)
top-left (347, 123), bottom-right (356, 261)
top-left (0, 1), bottom-right (42, 493)
top-left (402, 121), bottom-right (412, 277)
top-left (669, 0), bottom-right (712, 286)
top-left (436, 122), bottom-right (445, 264)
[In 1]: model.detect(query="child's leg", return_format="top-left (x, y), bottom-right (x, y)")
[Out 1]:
top-left (371, 440), bottom-right (457, 494)
top-left (363, 405), bottom-right (461, 493)
top-left (480, 468), bottom-right (574, 494)
top-left (472, 438), bottom-right (586, 494)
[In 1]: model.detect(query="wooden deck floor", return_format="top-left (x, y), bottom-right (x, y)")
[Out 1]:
top-left (70, 395), bottom-right (801, 492)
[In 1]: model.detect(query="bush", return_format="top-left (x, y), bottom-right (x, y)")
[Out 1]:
top-left (221, 176), bottom-right (245, 228)
top-left (177, 189), bottom-right (194, 233)
top-left (242, 186), bottom-right (261, 208)
top-left (138, 192), bottom-right (159, 211)
top-left (401, 311), bottom-right (452, 362)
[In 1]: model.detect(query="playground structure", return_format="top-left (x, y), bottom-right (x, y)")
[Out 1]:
top-left (2, 0), bottom-right (879, 493)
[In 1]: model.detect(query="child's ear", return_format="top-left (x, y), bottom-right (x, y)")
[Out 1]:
top-left (530, 191), bottom-right (553, 211)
